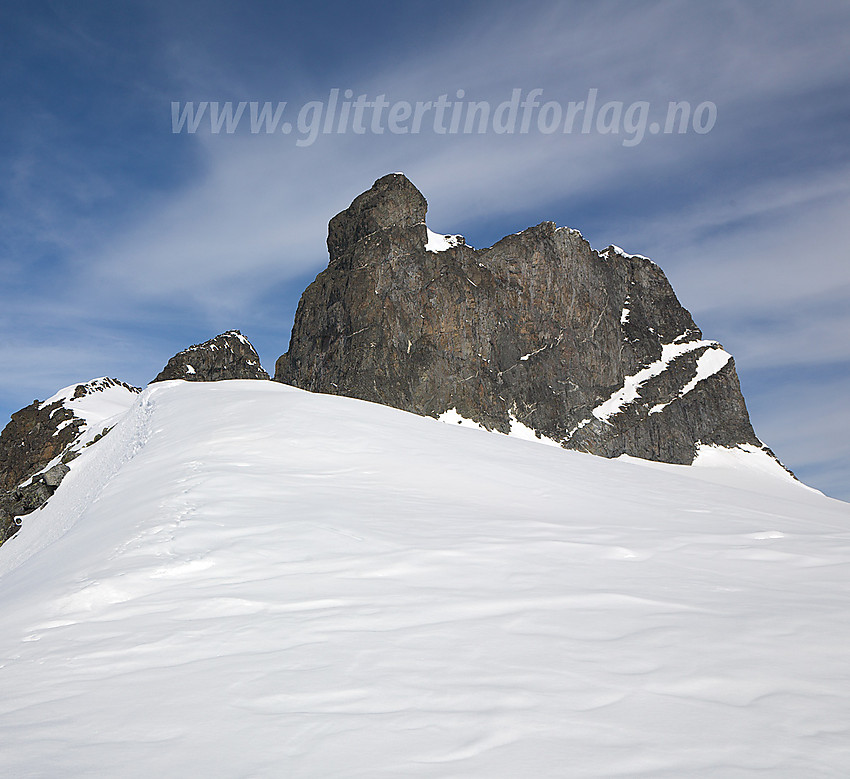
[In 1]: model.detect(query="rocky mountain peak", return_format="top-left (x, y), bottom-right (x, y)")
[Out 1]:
top-left (276, 175), bottom-right (783, 471)
top-left (152, 330), bottom-right (269, 383)
top-left (327, 173), bottom-right (428, 265)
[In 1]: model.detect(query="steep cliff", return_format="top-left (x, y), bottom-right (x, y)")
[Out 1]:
top-left (276, 173), bottom-right (774, 467)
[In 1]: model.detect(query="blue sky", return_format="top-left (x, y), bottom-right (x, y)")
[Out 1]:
top-left (2, 0), bottom-right (849, 499)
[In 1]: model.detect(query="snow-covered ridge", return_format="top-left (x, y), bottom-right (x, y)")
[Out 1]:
top-left (1, 384), bottom-right (152, 572)
top-left (40, 377), bottom-right (140, 433)
top-left (28, 378), bottom-right (141, 477)
top-left (0, 381), bottom-right (845, 776)
top-left (40, 376), bottom-right (139, 410)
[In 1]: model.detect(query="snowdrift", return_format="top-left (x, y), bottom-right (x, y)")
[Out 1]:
top-left (0, 380), bottom-right (848, 777)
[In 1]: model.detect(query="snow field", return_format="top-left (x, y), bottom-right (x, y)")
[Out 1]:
top-left (0, 380), bottom-right (848, 777)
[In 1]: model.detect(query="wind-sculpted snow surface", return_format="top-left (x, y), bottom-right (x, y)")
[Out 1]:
top-left (0, 381), bottom-right (848, 777)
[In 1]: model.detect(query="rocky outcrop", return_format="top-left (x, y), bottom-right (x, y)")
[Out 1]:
top-left (0, 377), bottom-right (140, 544)
top-left (276, 173), bottom-right (774, 467)
top-left (3, 327), bottom-right (269, 545)
top-left (152, 330), bottom-right (269, 383)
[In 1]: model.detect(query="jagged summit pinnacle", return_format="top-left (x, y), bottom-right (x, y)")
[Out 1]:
top-left (276, 174), bottom-right (781, 470)
top-left (152, 330), bottom-right (269, 383)
top-left (327, 173), bottom-right (428, 263)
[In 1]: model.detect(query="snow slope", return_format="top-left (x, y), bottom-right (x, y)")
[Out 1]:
top-left (0, 380), bottom-right (848, 777)
top-left (38, 376), bottom-right (141, 453)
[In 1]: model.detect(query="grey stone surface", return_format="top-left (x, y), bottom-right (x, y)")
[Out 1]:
top-left (276, 173), bottom-right (776, 467)
top-left (42, 462), bottom-right (70, 488)
top-left (0, 400), bottom-right (81, 494)
top-left (152, 330), bottom-right (270, 383)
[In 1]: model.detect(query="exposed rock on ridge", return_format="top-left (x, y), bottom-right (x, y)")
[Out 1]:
top-left (0, 377), bottom-right (140, 543)
top-left (152, 330), bottom-right (269, 383)
top-left (276, 173), bottom-right (774, 467)
top-left (2, 329), bottom-right (268, 545)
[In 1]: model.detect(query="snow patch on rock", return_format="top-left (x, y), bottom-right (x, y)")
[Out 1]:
top-left (425, 228), bottom-right (464, 252)
top-left (593, 340), bottom-right (725, 422)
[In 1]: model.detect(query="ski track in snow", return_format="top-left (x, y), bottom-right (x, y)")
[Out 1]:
top-left (0, 380), bottom-right (848, 777)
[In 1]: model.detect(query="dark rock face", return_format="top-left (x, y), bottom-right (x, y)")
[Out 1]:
top-left (152, 330), bottom-right (269, 383)
top-left (0, 400), bottom-right (81, 493)
top-left (1, 396), bottom-right (81, 542)
top-left (0, 377), bottom-right (140, 543)
top-left (276, 173), bottom-right (770, 466)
